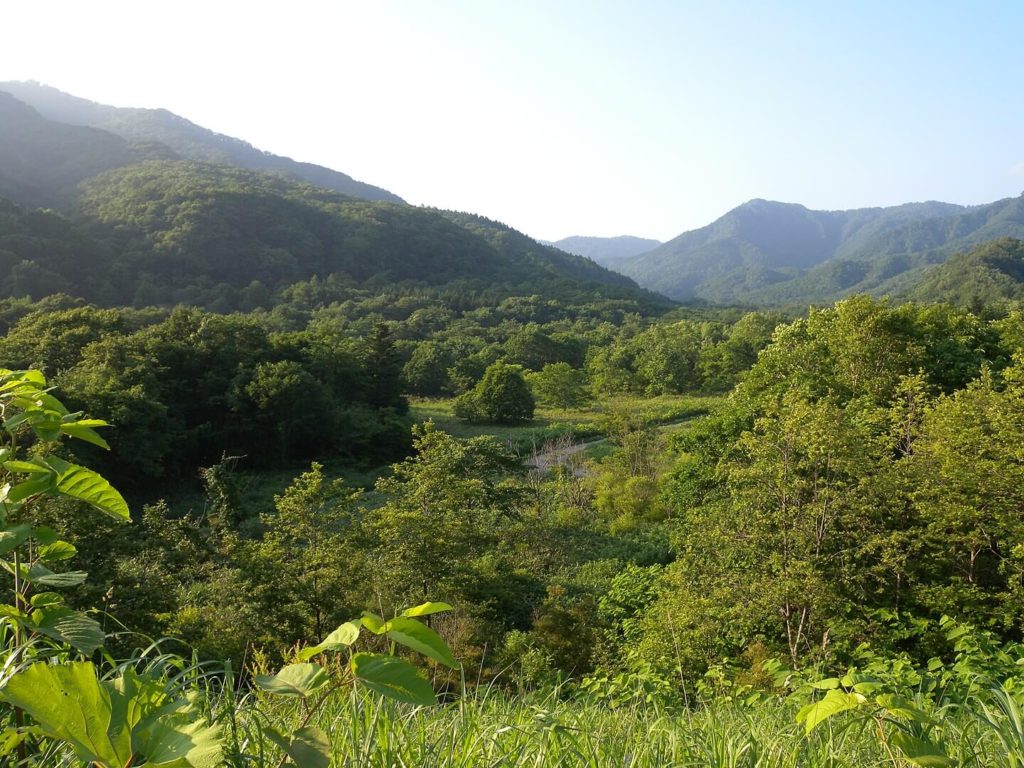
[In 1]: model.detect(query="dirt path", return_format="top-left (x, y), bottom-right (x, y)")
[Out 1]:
top-left (524, 416), bottom-right (695, 475)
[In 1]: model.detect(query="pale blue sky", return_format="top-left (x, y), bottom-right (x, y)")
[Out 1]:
top-left (3, 1), bottom-right (1022, 241)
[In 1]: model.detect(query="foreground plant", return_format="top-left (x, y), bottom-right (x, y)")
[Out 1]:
top-left (254, 601), bottom-right (459, 767)
top-left (0, 369), bottom-right (223, 767)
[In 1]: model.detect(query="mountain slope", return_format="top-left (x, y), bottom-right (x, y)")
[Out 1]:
top-left (546, 235), bottom-right (661, 267)
top-left (905, 237), bottom-right (1024, 306)
top-left (0, 92), bottom-right (173, 207)
top-left (0, 81), bottom-right (403, 204)
top-left (617, 196), bottom-right (1024, 304)
top-left (0, 161), bottom-right (660, 309)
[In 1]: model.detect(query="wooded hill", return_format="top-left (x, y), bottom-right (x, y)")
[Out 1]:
top-left (0, 86), bottom-right (663, 312)
top-left (617, 195), bottom-right (1024, 305)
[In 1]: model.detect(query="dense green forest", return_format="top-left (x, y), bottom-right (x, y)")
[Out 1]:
top-left (7, 280), bottom-right (1024, 764)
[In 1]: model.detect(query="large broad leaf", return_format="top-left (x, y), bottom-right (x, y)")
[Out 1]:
top-left (254, 663), bottom-right (330, 698)
top-left (402, 602), bottom-right (453, 618)
top-left (351, 652), bottom-right (436, 705)
top-left (7, 473), bottom-right (56, 503)
top-left (0, 523), bottom-right (32, 556)
top-left (297, 620), bottom-right (362, 661)
top-left (266, 725), bottom-right (331, 768)
top-left (889, 732), bottom-right (955, 766)
top-left (60, 420), bottom-right (111, 450)
top-left (24, 563), bottom-right (87, 588)
top-left (38, 539), bottom-right (77, 562)
top-left (46, 457), bottom-right (129, 521)
top-left (0, 661), bottom-right (132, 766)
top-left (796, 689), bottom-right (866, 734)
top-left (30, 606), bottom-right (105, 654)
top-left (360, 611), bottom-right (386, 634)
top-left (876, 694), bottom-right (935, 724)
top-left (137, 716), bottom-right (224, 768)
top-left (384, 616), bottom-right (459, 669)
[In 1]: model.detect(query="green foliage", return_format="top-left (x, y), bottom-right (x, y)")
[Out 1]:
top-left (618, 195), bottom-right (1024, 305)
top-left (527, 363), bottom-right (591, 411)
top-left (454, 361), bottom-right (535, 425)
top-left (0, 662), bottom-right (223, 768)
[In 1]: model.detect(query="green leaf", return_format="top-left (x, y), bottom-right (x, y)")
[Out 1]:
top-left (889, 731), bottom-right (955, 766)
top-left (796, 689), bottom-right (866, 734)
top-left (810, 677), bottom-right (840, 690)
top-left (321, 620), bottom-right (361, 648)
top-left (60, 423), bottom-right (111, 450)
top-left (34, 392), bottom-right (69, 416)
top-left (297, 620), bottom-right (362, 661)
top-left (283, 726), bottom-right (331, 768)
top-left (361, 611), bottom-right (386, 634)
top-left (7, 473), bottom-right (56, 503)
top-left (254, 663), bottom-right (330, 698)
top-left (3, 460), bottom-right (53, 474)
top-left (351, 652), bottom-right (436, 705)
top-left (0, 524), bottom-right (32, 556)
top-left (29, 606), bottom-right (105, 654)
top-left (384, 616), bottom-right (459, 669)
top-left (0, 661), bottom-right (132, 766)
top-left (24, 563), bottom-right (87, 588)
top-left (29, 591), bottom-right (63, 607)
top-left (46, 457), bottom-right (129, 522)
top-left (0, 728), bottom-right (27, 757)
top-left (137, 716), bottom-right (224, 768)
top-left (38, 539), bottom-right (77, 562)
top-left (876, 694), bottom-right (935, 724)
top-left (402, 601), bottom-right (454, 618)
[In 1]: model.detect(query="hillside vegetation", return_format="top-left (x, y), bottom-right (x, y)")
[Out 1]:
top-left (618, 195), bottom-right (1024, 304)
top-left (908, 236), bottom-right (1024, 307)
top-left (0, 164), bottom-right (660, 310)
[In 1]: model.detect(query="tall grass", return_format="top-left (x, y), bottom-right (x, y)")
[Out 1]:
top-left (227, 684), bottom-right (1019, 767)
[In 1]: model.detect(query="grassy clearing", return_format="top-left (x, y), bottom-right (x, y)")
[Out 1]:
top-left (160, 394), bottom-right (721, 517)
top-left (408, 394), bottom-right (723, 455)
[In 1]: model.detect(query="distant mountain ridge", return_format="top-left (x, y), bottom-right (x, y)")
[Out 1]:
top-left (616, 196), bottom-right (1024, 304)
top-left (0, 80), bottom-right (403, 204)
top-left (545, 235), bottom-right (661, 267)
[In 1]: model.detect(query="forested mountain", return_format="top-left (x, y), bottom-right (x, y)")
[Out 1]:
top-left (617, 195), bottom-right (1024, 304)
top-left (545, 235), bottom-right (661, 267)
top-left (0, 92), bottom-right (173, 207)
top-left (907, 237), bottom-right (1024, 307)
top-left (0, 81), bottom-right (403, 203)
top-left (0, 162), bottom-right (661, 310)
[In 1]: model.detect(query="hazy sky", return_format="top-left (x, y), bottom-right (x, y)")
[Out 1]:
top-left (3, 1), bottom-right (1023, 241)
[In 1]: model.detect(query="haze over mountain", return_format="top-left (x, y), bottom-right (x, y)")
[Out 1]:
top-left (616, 195), bottom-right (1024, 305)
top-left (544, 236), bottom-right (661, 268)
top-left (0, 81), bottom-right (403, 204)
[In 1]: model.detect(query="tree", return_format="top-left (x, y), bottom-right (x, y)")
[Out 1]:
top-left (247, 463), bottom-right (363, 642)
top-left (364, 321), bottom-right (407, 412)
top-left (454, 361), bottom-right (535, 424)
top-left (369, 423), bottom-right (524, 606)
top-left (402, 341), bottom-right (454, 396)
top-left (527, 362), bottom-right (591, 411)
